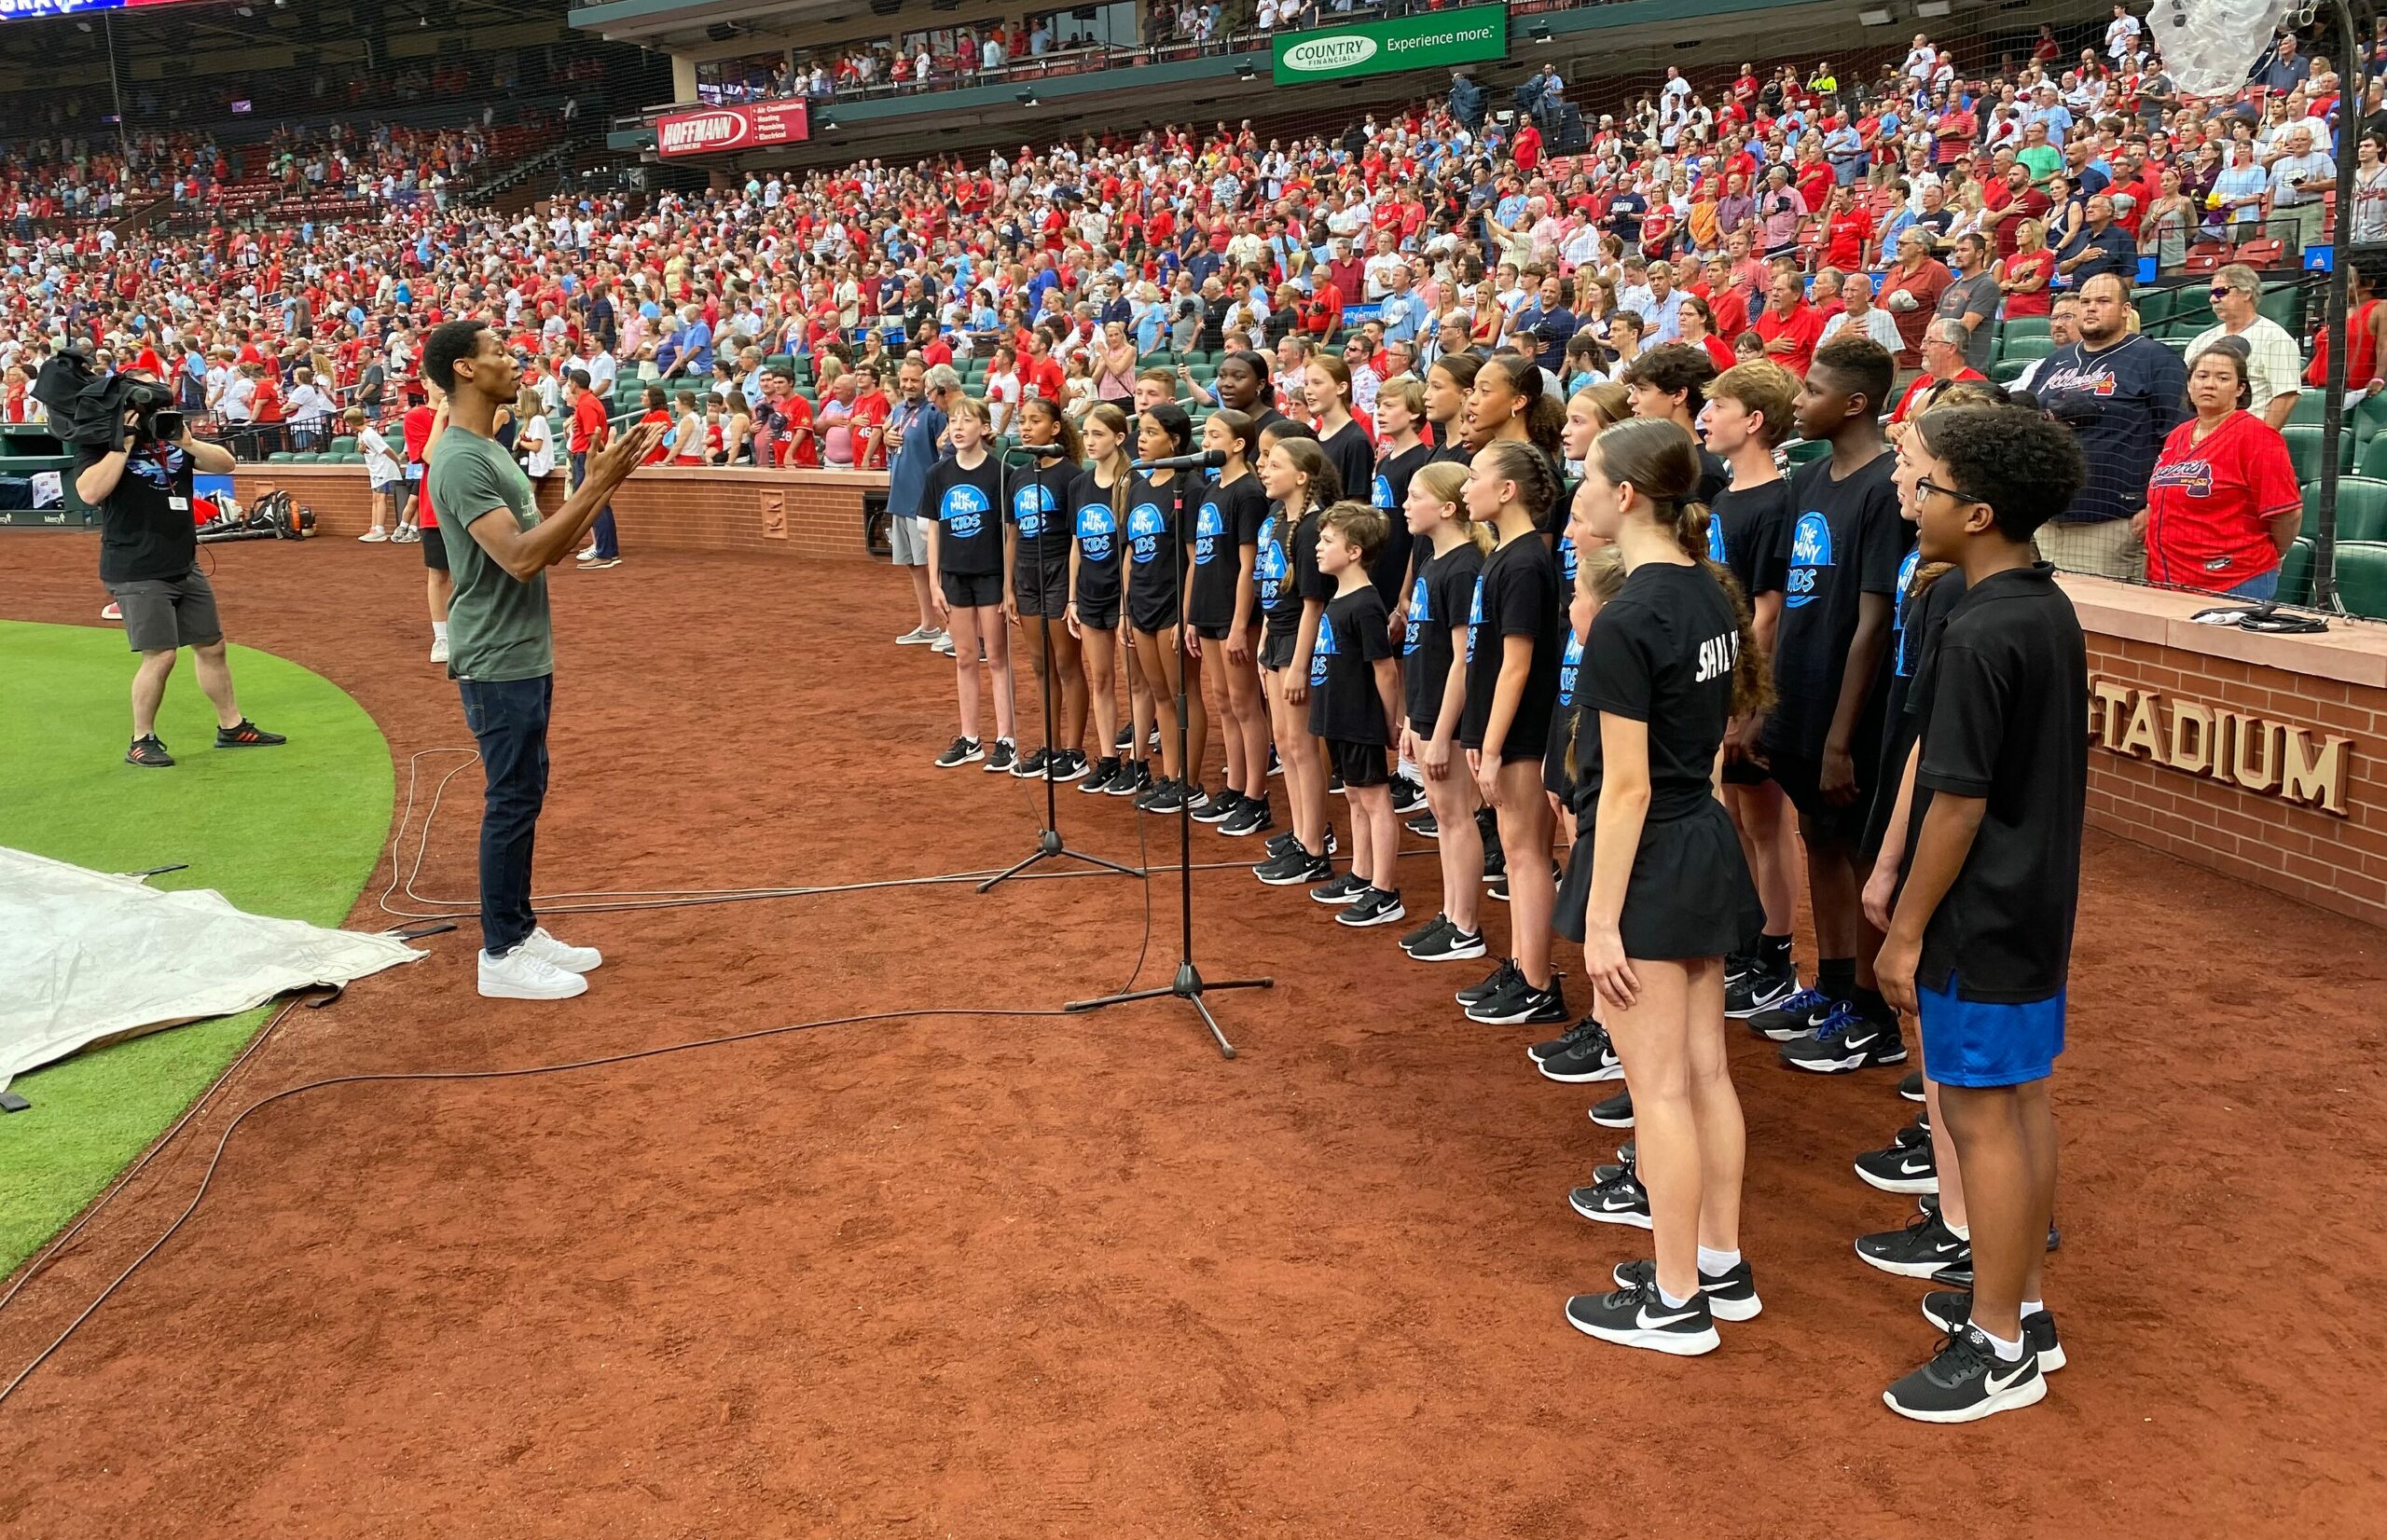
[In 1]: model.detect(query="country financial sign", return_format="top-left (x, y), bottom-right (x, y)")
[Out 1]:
top-left (655, 101), bottom-right (809, 158)
top-left (1271, 2), bottom-right (1506, 86)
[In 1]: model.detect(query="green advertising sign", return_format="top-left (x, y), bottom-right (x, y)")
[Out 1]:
top-left (1270, 3), bottom-right (1508, 85)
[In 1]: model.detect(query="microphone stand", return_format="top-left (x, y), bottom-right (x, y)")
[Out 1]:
top-left (980, 445), bottom-right (1142, 892)
top-left (1067, 456), bottom-right (1270, 1059)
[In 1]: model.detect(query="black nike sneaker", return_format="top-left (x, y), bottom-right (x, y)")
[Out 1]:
top-left (1922, 1293), bottom-right (2066, 1372)
top-left (1079, 755), bottom-right (1122, 794)
top-left (1883, 1325), bottom-right (2047, 1423)
top-left (1220, 795), bottom-right (1273, 837)
top-left (1538, 1020), bottom-right (1623, 1084)
top-left (1011, 746), bottom-right (1050, 779)
top-left (1855, 1116), bottom-right (1938, 1194)
top-left (1780, 1003), bottom-right (1909, 1073)
top-left (1456, 959), bottom-right (1520, 1009)
top-left (1856, 1205), bottom-right (1969, 1279)
top-left (1528, 1011), bottom-right (1605, 1065)
top-left (1747, 985), bottom-right (1836, 1042)
top-left (1612, 1257), bottom-right (1762, 1323)
top-left (934, 736), bottom-right (984, 768)
top-left (1588, 1088), bottom-right (1635, 1129)
top-left (1566, 1166), bottom-right (1650, 1229)
top-left (1192, 789), bottom-right (1242, 824)
top-left (1564, 1275), bottom-right (1719, 1356)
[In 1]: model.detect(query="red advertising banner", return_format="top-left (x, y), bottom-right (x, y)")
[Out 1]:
top-left (655, 101), bottom-right (809, 158)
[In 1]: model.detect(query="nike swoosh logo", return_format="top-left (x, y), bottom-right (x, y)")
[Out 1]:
top-left (1899, 1157), bottom-right (1932, 1174)
top-left (1842, 1033), bottom-right (1880, 1049)
top-left (1636, 1305), bottom-right (1700, 1328)
top-left (1933, 1240), bottom-right (1963, 1254)
top-left (1985, 1360), bottom-right (2032, 1392)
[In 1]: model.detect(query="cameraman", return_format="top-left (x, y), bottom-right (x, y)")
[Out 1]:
top-left (76, 395), bottom-right (286, 767)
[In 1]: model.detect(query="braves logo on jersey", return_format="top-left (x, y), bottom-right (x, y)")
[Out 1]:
top-left (1076, 502), bottom-right (1118, 561)
top-left (1126, 501), bottom-right (1166, 563)
top-left (1786, 510), bottom-right (1833, 609)
top-left (1193, 500), bottom-right (1224, 565)
top-left (941, 483), bottom-right (991, 539)
top-left (2146, 459), bottom-right (2216, 497)
top-left (1013, 480), bottom-right (1057, 539)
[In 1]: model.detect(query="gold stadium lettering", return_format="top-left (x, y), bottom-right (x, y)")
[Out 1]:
top-left (2089, 677), bottom-right (2353, 818)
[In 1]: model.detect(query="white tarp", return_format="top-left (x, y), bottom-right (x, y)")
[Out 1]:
top-left (0, 846), bottom-right (422, 1085)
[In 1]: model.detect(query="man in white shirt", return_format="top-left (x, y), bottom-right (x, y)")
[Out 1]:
top-left (581, 338), bottom-right (618, 396)
top-left (1819, 273), bottom-right (1905, 353)
top-left (285, 368), bottom-right (336, 449)
top-left (2187, 264), bottom-right (2305, 428)
top-left (2105, 4), bottom-right (2141, 61)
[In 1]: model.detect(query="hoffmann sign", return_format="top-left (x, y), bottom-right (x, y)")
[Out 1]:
top-left (655, 101), bottom-right (809, 158)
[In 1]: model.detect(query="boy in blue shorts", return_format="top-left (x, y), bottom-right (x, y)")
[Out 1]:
top-left (1875, 405), bottom-right (2087, 1423)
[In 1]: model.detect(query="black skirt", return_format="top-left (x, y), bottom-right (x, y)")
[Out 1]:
top-left (1553, 798), bottom-right (1763, 961)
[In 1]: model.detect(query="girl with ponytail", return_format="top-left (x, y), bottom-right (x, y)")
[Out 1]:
top-left (1250, 432), bottom-right (1343, 881)
top-left (1066, 403), bottom-right (1152, 795)
top-left (1473, 351), bottom-right (1568, 467)
top-left (1395, 460), bottom-right (1492, 963)
top-left (1554, 416), bottom-right (1769, 1359)
top-left (1454, 438), bottom-right (1569, 1027)
top-left (1425, 352), bottom-right (1482, 465)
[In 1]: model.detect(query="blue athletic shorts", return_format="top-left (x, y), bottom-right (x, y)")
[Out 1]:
top-left (1918, 975), bottom-right (2065, 1088)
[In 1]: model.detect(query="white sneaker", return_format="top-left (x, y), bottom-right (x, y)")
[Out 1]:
top-left (576, 545), bottom-right (600, 562)
top-left (519, 925), bottom-right (601, 973)
top-left (101, 601), bottom-right (123, 621)
top-left (931, 633), bottom-right (957, 656)
top-left (478, 943), bottom-right (588, 1000)
top-left (429, 635), bottom-right (449, 664)
top-left (359, 529), bottom-right (389, 543)
top-left (895, 624), bottom-right (940, 645)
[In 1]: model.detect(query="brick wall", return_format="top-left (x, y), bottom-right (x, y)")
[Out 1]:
top-left (2067, 576), bottom-right (2387, 928)
top-left (234, 464), bottom-right (890, 565)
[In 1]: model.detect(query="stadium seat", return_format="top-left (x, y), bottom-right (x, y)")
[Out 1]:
top-left (1989, 358), bottom-right (2031, 385)
top-left (2275, 537), bottom-right (2315, 604)
top-left (2354, 391), bottom-right (2387, 447)
top-left (2289, 392), bottom-right (2332, 426)
top-left (2135, 286), bottom-right (2177, 328)
top-left (2182, 241), bottom-right (2231, 274)
top-left (2000, 316), bottom-right (2051, 344)
top-left (2282, 423), bottom-right (2355, 483)
top-left (328, 436), bottom-right (357, 456)
top-left (268, 451), bottom-right (297, 462)
top-left (2336, 542), bottom-right (2387, 618)
top-left (2000, 334), bottom-right (2053, 364)
top-left (1781, 438), bottom-right (1830, 466)
top-left (2256, 282), bottom-right (2304, 334)
top-left (2311, 475), bottom-right (2387, 542)
top-left (2237, 237), bottom-right (2288, 271)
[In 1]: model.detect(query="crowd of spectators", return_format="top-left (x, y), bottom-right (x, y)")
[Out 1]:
top-left (5, 10), bottom-right (2380, 599)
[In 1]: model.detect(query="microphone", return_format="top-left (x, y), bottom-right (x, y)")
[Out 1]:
top-left (1131, 449), bottom-right (1227, 471)
top-left (1007, 441), bottom-right (1073, 458)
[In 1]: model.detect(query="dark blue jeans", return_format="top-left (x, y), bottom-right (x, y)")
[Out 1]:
top-left (573, 448), bottom-right (618, 559)
top-left (458, 673), bottom-right (552, 957)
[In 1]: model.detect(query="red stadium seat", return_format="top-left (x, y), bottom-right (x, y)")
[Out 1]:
top-left (2234, 237), bottom-right (2286, 269)
top-left (2183, 242), bottom-right (2232, 274)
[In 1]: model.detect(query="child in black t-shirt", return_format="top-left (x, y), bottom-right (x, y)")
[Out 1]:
top-left (1873, 406), bottom-right (2088, 1426)
top-left (1251, 426), bottom-right (1343, 887)
top-left (1456, 439), bottom-right (1569, 1030)
top-left (1701, 361), bottom-right (1802, 1017)
top-left (1396, 461), bottom-right (1492, 964)
top-left (1753, 335), bottom-right (1915, 1075)
top-left (1555, 417), bottom-right (1768, 1360)
top-left (922, 396), bottom-right (1018, 772)
top-left (1189, 410), bottom-right (1273, 834)
top-left (1304, 502), bottom-right (1404, 929)
top-left (1003, 395), bottom-right (1090, 783)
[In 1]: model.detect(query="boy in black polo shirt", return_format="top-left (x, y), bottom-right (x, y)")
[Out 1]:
top-left (1876, 406), bottom-right (2087, 1424)
top-left (1755, 335), bottom-right (1914, 1074)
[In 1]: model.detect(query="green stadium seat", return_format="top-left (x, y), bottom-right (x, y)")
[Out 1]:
top-left (2135, 286), bottom-right (2176, 329)
top-left (2312, 475), bottom-right (2387, 542)
top-left (2357, 433), bottom-right (2387, 478)
top-left (2275, 537), bottom-right (2315, 605)
top-left (2354, 391), bottom-right (2387, 447)
top-left (2000, 334), bottom-right (2054, 365)
top-left (328, 436), bottom-right (357, 456)
top-left (1782, 437), bottom-right (1831, 466)
top-left (2169, 293), bottom-right (2218, 332)
top-left (2288, 392), bottom-right (2332, 426)
top-left (268, 451), bottom-right (297, 462)
top-left (2256, 283), bottom-right (2305, 335)
top-left (2335, 541), bottom-right (2387, 618)
top-left (2000, 316), bottom-right (2051, 344)
top-left (1989, 359), bottom-right (2030, 385)
top-left (764, 354), bottom-right (793, 372)
top-left (2283, 423), bottom-right (2354, 483)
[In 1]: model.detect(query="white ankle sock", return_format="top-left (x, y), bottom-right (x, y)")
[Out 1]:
top-left (432, 621), bottom-right (448, 640)
top-left (1697, 1245), bottom-right (1743, 1275)
top-left (2021, 1298), bottom-right (2046, 1319)
top-left (1970, 1320), bottom-right (2027, 1361)
top-left (1945, 1218), bottom-right (1970, 1242)
top-left (1657, 1285), bottom-right (1693, 1310)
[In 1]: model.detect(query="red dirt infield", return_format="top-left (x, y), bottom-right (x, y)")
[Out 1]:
top-left (1, 533), bottom-right (2381, 1539)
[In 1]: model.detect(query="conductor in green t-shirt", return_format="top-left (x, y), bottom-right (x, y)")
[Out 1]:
top-left (421, 319), bottom-right (667, 1001)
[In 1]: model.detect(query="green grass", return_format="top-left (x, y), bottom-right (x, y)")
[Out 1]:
top-left (0, 620), bottom-right (393, 1276)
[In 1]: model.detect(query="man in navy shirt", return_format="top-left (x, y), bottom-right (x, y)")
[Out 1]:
top-left (2029, 271), bottom-right (2186, 578)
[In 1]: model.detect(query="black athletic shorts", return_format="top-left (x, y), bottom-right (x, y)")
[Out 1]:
top-left (941, 570), bottom-right (1002, 609)
top-left (1721, 755), bottom-right (1773, 787)
top-left (1328, 736), bottom-right (1389, 789)
top-left (1766, 746), bottom-right (1877, 848)
top-left (1013, 560), bottom-right (1069, 620)
top-left (1554, 801), bottom-right (1764, 959)
top-left (1074, 594), bottom-right (1122, 630)
top-left (1260, 625), bottom-right (1298, 672)
top-left (1194, 621), bottom-right (1234, 641)
top-left (421, 526), bottom-right (450, 571)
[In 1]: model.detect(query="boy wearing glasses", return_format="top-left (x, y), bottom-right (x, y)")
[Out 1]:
top-left (1874, 405), bottom-right (2088, 1423)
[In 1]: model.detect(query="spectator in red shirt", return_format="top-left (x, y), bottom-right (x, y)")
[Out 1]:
top-left (567, 367), bottom-right (620, 566)
top-left (1752, 270), bottom-right (1824, 376)
top-left (848, 365), bottom-right (894, 469)
top-left (1887, 319), bottom-right (1990, 430)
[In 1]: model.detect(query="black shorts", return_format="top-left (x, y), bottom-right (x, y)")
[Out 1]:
top-left (1327, 736), bottom-right (1389, 788)
top-left (941, 569), bottom-right (1002, 609)
top-left (1554, 801), bottom-right (1765, 959)
top-left (421, 526), bottom-right (450, 571)
top-left (1128, 586), bottom-right (1181, 637)
top-left (1074, 592), bottom-right (1122, 631)
top-left (1260, 625), bottom-right (1298, 672)
top-left (1013, 560), bottom-right (1069, 620)
top-left (1193, 621), bottom-right (1234, 642)
top-left (1766, 745), bottom-right (1878, 848)
top-left (1721, 755), bottom-right (1773, 787)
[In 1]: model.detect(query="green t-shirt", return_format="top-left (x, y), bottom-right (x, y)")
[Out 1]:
top-left (2017, 144), bottom-right (2062, 186)
top-left (429, 429), bottom-right (553, 682)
